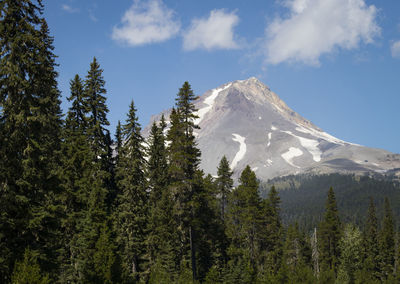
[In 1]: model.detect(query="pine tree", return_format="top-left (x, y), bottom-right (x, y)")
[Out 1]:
top-left (336, 224), bottom-right (363, 283)
top-left (0, 2), bottom-right (62, 280)
top-left (115, 120), bottom-right (123, 165)
top-left (147, 116), bottom-right (173, 272)
top-left (59, 69), bottom-right (113, 282)
top-left (66, 75), bottom-right (86, 131)
top-left (93, 223), bottom-right (116, 284)
top-left (380, 197), bottom-right (395, 279)
top-left (78, 163), bottom-right (110, 282)
top-left (58, 74), bottom-right (93, 282)
top-left (147, 187), bottom-right (177, 283)
top-left (318, 187), bottom-right (341, 273)
top-left (167, 82), bottom-right (202, 280)
top-left (84, 57), bottom-right (110, 159)
top-left (147, 116), bottom-right (169, 205)
top-left (226, 165), bottom-right (261, 281)
top-left (114, 100), bottom-right (148, 282)
top-left (363, 197), bottom-right (380, 280)
top-left (216, 156), bottom-right (233, 223)
top-left (282, 224), bottom-right (315, 284)
top-left (11, 248), bottom-right (50, 284)
top-left (259, 186), bottom-right (283, 275)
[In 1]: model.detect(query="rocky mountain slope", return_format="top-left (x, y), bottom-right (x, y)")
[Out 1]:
top-left (145, 77), bottom-right (400, 181)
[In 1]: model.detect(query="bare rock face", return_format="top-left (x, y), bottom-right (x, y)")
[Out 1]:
top-left (144, 78), bottom-right (400, 181)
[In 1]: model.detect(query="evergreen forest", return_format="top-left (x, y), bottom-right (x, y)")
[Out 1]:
top-left (1, 1), bottom-right (400, 283)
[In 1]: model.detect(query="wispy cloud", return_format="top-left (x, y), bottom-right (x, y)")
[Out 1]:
top-left (62, 4), bottom-right (79, 13)
top-left (183, 9), bottom-right (240, 51)
top-left (88, 8), bottom-right (98, 22)
top-left (263, 0), bottom-right (380, 66)
top-left (391, 40), bottom-right (400, 58)
top-left (112, 0), bottom-right (180, 46)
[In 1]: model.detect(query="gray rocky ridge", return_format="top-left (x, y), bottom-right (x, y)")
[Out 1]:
top-left (144, 77), bottom-right (400, 181)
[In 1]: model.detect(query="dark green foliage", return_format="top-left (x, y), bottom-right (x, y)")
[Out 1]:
top-left (146, 116), bottom-right (177, 278)
top-left (226, 166), bottom-right (261, 281)
top-left (282, 223), bottom-right (312, 277)
top-left (0, 0), bottom-right (62, 281)
top-left (147, 187), bottom-right (177, 282)
top-left (58, 59), bottom-right (113, 283)
top-left (380, 197), bottom-right (395, 279)
top-left (11, 249), bottom-right (50, 284)
top-left (216, 156), bottom-right (233, 223)
top-left (167, 82), bottom-right (202, 280)
top-left (261, 174), bottom-right (400, 230)
top-left (259, 186), bottom-right (283, 275)
top-left (114, 100), bottom-right (148, 282)
top-left (363, 197), bottom-right (380, 280)
top-left (66, 75), bottom-right (86, 131)
top-left (147, 116), bottom-right (169, 205)
top-left (59, 74), bottom-right (100, 282)
top-left (93, 223), bottom-right (116, 284)
top-left (318, 187), bottom-right (341, 273)
top-left (84, 57), bottom-right (110, 159)
top-left (336, 224), bottom-right (363, 283)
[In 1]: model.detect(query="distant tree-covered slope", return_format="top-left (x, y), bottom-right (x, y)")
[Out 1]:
top-left (260, 174), bottom-right (400, 231)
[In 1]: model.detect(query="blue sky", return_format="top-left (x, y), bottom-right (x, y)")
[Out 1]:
top-left (43, 0), bottom-right (400, 153)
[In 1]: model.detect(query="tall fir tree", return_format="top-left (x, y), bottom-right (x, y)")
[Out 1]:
top-left (114, 100), bottom-right (148, 282)
top-left (147, 116), bottom-right (169, 205)
top-left (216, 156), bottom-right (233, 223)
top-left (0, 1), bottom-right (62, 280)
top-left (336, 224), bottom-right (363, 284)
top-left (65, 75), bottom-right (86, 131)
top-left (226, 165), bottom-right (261, 282)
top-left (167, 82), bottom-right (202, 281)
top-left (114, 120), bottom-right (123, 165)
top-left (59, 73), bottom-right (109, 282)
top-left (146, 116), bottom-right (174, 273)
top-left (362, 197), bottom-right (380, 280)
top-left (84, 57), bottom-right (110, 159)
top-left (380, 197), bottom-right (395, 280)
top-left (208, 157), bottom-right (233, 275)
top-left (318, 187), bottom-right (341, 274)
top-left (259, 186), bottom-right (283, 275)
top-left (281, 223), bottom-right (315, 283)
top-left (11, 248), bottom-right (50, 284)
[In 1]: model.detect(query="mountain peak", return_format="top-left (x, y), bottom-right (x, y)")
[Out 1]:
top-left (145, 78), bottom-right (400, 181)
top-left (234, 77), bottom-right (270, 89)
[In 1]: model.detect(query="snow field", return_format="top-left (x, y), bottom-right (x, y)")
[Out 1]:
top-left (282, 130), bottom-right (321, 162)
top-left (281, 147), bottom-right (303, 168)
top-left (194, 83), bottom-right (232, 125)
top-left (230, 133), bottom-right (247, 169)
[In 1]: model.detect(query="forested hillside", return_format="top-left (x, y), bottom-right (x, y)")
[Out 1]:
top-left (261, 174), bottom-right (400, 231)
top-left (1, 1), bottom-right (400, 283)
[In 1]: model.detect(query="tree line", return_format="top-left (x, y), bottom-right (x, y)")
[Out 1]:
top-left (261, 173), bottom-right (400, 231)
top-left (1, 1), bottom-right (400, 283)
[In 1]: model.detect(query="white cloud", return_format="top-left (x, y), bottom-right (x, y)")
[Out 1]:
top-left (62, 4), bottom-right (79, 13)
top-left (264, 0), bottom-right (380, 65)
top-left (391, 40), bottom-right (400, 58)
top-left (183, 9), bottom-right (240, 51)
top-left (112, 0), bottom-right (180, 46)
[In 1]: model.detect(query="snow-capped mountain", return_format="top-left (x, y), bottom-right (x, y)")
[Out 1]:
top-left (145, 77), bottom-right (400, 181)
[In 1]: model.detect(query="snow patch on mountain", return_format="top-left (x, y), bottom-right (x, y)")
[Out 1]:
top-left (296, 125), bottom-right (348, 146)
top-left (194, 83), bottom-right (231, 125)
top-left (267, 132), bottom-right (272, 147)
top-left (281, 147), bottom-right (303, 168)
top-left (281, 130), bottom-right (321, 162)
top-left (230, 133), bottom-right (246, 169)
